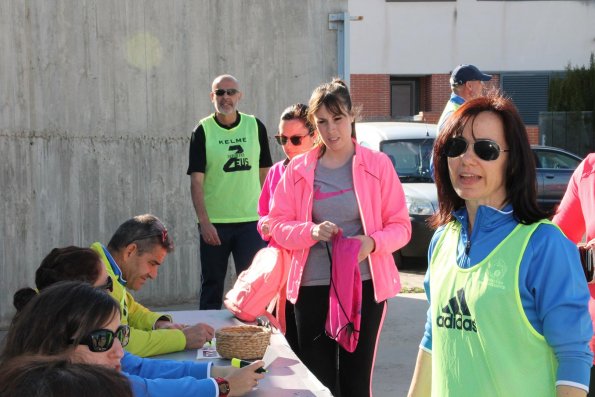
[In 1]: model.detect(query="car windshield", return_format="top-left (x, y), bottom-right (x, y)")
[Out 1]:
top-left (380, 138), bottom-right (435, 183)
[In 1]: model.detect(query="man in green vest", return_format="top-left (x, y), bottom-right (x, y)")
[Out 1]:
top-left (91, 214), bottom-right (215, 357)
top-left (187, 74), bottom-right (272, 310)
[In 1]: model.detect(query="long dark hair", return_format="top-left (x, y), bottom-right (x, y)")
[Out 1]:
top-left (0, 355), bottom-right (132, 397)
top-left (13, 246), bottom-right (102, 312)
top-left (431, 94), bottom-right (548, 228)
top-left (1, 282), bottom-right (120, 362)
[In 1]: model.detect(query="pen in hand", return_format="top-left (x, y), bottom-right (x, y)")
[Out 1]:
top-left (231, 358), bottom-right (267, 373)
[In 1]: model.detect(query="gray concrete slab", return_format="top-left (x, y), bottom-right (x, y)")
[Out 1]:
top-left (374, 293), bottom-right (427, 397)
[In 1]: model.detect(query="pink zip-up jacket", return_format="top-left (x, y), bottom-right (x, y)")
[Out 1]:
top-left (268, 141), bottom-right (412, 303)
top-left (553, 153), bottom-right (595, 364)
top-left (257, 160), bottom-right (287, 241)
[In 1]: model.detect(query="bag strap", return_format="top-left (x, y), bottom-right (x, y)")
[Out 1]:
top-left (325, 242), bottom-right (357, 337)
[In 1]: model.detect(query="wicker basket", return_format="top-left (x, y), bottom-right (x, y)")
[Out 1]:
top-left (215, 325), bottom-right (271, 360)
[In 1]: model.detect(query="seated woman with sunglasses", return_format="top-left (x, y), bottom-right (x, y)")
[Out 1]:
top-left (8, 248), bottom-right (264, 397)
top-left (407, 95), bottom-right (592, 397)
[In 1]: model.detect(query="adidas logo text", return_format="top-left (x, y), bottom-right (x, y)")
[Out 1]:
top-left (436, 288), bottom-right (477, 333)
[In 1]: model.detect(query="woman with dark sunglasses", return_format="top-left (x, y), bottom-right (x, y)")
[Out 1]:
top-left (408, 95), bottom-right (592, 397)
top-left (6, 249), bottom-right (264, 397)
top-left (255, 103), bottom-right (318, 353)
top-left (257, 103), bottom-right (317, 241)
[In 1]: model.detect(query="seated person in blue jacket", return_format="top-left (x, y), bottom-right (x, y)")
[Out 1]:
top-left (5, 246), bottom-right (262, 396)
top-left (4, 280), bottom-right (264, 397)
top-left (407, 94), bottom-right (592, 397)
top-left (90, 214), bottom-right (214, 357)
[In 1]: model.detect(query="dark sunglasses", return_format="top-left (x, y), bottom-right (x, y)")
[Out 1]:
top-left (445, 137), bottom-right (510, 161)
top-left (275, 132), bottom-right (313, 146)
top-left (100, 276), bottom-right (113, 292)
top-left (213, 88), bottom-right (239, 96)
top-left (73, 325), bottom-right (130, 352)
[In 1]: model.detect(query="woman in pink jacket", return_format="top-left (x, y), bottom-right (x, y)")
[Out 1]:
top-left (257, 103), bottom-right (318, 352)
top-left (268, 79), bottom-right (411, 397)
top-left (257, 103), bottom-right (318, 241)
top-left (553, 153), bottom-right (595, 395)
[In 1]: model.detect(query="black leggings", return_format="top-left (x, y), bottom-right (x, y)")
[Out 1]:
top-left (294, 280), bottom-right (386, 397)
top-left (589, 365), bottom-right (595, 396)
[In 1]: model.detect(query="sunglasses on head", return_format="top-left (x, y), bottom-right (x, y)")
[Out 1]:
top-left (213, 88), bottom-right (239, 96)
top-left (126, 229), bottom-right (168, 246)
top-left (275, 132), bottom-right (313, 146)
top-left (445, 137), bottom-right (509, 161)
top-left (100, 276), bottom-right (113, 292)
top-left (73, 325), bottom-right (130, 352)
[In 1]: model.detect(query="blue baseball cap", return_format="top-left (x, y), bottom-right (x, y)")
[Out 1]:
top-left (450, 64), bottom-right (492, 86)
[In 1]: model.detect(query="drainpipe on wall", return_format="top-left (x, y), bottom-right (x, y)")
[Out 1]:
top-left (328, 12), bottom-right (363, 88)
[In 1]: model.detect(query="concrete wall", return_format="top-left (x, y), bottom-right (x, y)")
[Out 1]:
top-left (0, 0), bottom-right (346, 328)
top-left (349, 0), bottom-right (595, 74)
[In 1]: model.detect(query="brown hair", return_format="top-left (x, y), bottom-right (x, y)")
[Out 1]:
top-left (430, 94), bottom-right (548, 228)
top-left (0, 355), bottom-right (132, 397)
top-left (13, 247), bottom-right (102, 312)
top-left (307, 78), bottom-right (360, 156)
top-left (2, 282), bottom-right (120, 362)
top-left (280, 103), bottom-right (314, 134)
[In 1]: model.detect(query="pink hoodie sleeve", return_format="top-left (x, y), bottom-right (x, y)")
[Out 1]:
top-left (257, 167), bottom-right (275, 240)
top-left (367, 152), bottom-right (411, 255)
top-left (553, 157), bottom-right (587, 244)
top-left (268, 162), bottom-right (318, 250)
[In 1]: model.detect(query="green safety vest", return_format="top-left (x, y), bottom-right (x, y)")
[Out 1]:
top-left (430, 221), bottom-right (557, 397)
top-left (201, 113), bottom-right (261, 223)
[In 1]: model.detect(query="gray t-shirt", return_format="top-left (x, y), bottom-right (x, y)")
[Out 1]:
top-left (301, 157), bottom-right (371, 286)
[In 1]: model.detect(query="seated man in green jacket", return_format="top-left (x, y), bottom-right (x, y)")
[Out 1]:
top-left (91, 214), bottom-right (214, 357)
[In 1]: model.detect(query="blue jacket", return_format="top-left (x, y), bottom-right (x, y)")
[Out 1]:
top-left (421, 205), bottom-right (593, 389)
top-left (122, 352), bottom-right (218, 397)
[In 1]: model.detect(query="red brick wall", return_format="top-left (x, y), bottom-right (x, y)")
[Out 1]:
top-left (350, 74), bottom-right (391, 120)
top-left (526, 125), bottom-right (539, 145)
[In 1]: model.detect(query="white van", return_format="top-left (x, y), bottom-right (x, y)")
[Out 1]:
top-left (356, 122), bottom-right (437, 265)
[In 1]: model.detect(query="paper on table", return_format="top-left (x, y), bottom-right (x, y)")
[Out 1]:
top-left (196, 339), bottom-right (221, 359)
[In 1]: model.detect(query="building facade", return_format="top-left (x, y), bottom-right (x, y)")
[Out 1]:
top-left (349, 0), bottom-right (595, 144)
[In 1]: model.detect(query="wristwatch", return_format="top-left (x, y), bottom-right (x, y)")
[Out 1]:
top-left (215, 377), bottom-right (230, 396)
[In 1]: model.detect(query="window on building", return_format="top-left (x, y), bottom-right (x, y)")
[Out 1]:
top-left (390, 78), bottom-right (420, 120)
top-left (500, 73), bottom-right (550, 125)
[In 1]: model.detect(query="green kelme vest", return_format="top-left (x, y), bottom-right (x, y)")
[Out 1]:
top-left (201, 113), bottom-right (261, 223)
top-left (430, 221), bottom-right (557, 397)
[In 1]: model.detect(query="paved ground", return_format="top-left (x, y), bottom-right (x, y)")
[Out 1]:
top-left (0, 269), bottom-right (427, 397)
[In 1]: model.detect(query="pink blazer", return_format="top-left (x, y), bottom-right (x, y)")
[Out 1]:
top-left (268, 141), bottom-right (412, 303)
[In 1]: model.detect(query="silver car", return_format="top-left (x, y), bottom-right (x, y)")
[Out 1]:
top-left (531, 145), bottom-right (582, 214)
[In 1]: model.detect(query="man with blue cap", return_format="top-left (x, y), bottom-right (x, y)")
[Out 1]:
top-left (437, 64), bottom-right (492, 131)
